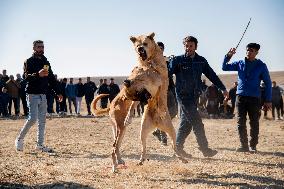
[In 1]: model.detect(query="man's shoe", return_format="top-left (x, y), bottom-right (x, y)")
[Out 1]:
top-left (15, 138), bottom-right (24, 151)
top-left (161, 138), bottom-right (167, 146)
top-left (36, 145), bottom-right (53, 153)
top-left (236, 146), bottom-right (249, 152)
top-left (176, 148), bottom-right (192, 158)
top-left (250, 146), bottom-right (257, 152)
top-left (152, 130), bottom-right (161, 142)
top-left (200, 148), bottom-right (218, 157)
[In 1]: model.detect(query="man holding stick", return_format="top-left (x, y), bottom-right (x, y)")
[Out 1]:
top-left (222, 43), bottom-right (272, 152)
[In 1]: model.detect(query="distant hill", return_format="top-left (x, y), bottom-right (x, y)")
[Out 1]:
top-left (64, 71), bottom-right (284, 89)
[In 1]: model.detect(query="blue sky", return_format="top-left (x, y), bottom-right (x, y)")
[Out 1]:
top-left (0, 0), bottom-right (283, 78)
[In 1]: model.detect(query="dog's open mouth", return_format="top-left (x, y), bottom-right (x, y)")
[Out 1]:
top-left (136, 89), bottom-right (151, 103)
top-left (126, 88), bottom-right (151, 103)
top-left (138, 47), bottom-right (147, 61)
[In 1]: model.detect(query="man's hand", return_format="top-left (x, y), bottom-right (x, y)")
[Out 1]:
top-left (262, 102), bottom-right (272, 111)
top-left (57, 95), bottom-right (63, 102)
top-left (38, 69), bottom-right (48, 77)
top-left (222, 90), bottom-right (229, 100)
top-left (227, 48), bottom-right (236, 59)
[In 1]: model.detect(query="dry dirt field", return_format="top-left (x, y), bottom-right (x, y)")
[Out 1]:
top-left (0, 114), bottom-right (283, 189)
top-left (0, 71), bottom-right (284, 188)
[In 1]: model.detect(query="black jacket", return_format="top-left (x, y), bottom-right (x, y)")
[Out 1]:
top-left (23, 54), bottom-right (60, 95)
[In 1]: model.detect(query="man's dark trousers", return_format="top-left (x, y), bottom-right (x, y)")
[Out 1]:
top-left (176, 99), bottom-right (209, 151)
top-left (236, 95), bottom-right (261, 148)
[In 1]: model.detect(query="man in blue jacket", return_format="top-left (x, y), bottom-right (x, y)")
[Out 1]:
top-left (222, 43), bottom-right (272, 152)
top-left (169, 36), bottom-right (228, 157)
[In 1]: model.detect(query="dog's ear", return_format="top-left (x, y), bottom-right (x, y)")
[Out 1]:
top-left (147, 32), bottom-right (155, 40)
top-left (130, 36), bottom-right (137, 43)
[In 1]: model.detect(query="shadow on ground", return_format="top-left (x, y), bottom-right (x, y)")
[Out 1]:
top-left (0, 181), bottom-right (94, 189)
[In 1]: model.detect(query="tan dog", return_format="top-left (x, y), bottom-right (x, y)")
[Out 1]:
top-left (91, 33), bottom-right (187, 173)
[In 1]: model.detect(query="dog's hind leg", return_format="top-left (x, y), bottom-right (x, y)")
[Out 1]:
top-left (111, 123), bottom-right (126, 173)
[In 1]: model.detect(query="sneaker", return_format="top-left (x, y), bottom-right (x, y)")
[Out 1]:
top-left (200, 148), bottom-right (218, 157)
top-left (15, 138), bottom-right (24, 151)
top-left (36, 145), bottom-right (53, 153)
top-left (236, 146), bottom-right (249, 152)
top-left (176, 148), bottom-right (192, 158)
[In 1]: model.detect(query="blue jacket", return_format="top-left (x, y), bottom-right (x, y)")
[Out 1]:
top-left (222, 56), bottom-right (272, 101)
top-left (169, 53), bottom-right (226, 101)
top-left (65, 83), bottom-right (77, 98)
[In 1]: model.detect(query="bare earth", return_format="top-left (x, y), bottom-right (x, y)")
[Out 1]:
top-left (0, 71), bottom-right (284, 188)
top-left (0, 114), bottom-right (283, 188)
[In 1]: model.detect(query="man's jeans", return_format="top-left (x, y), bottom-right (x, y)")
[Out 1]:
top-left (176, 99), bottom-right (209, 151)
top-left (17, 94), bottom-right (47, 146)
top-left (236, 95), bottom-right (261, 148)
top-left (76, 97), bottom-right (82, 114)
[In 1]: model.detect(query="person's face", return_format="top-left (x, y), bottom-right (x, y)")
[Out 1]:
top-left (3, 70), bottom-right (7, 76)
top-left (272, 82), bottom-right (276, 87)
top-left (87, 77), bottom-right (90, 82)
top-left (184, 41), bottom-right (197, 56)
top-left (33, 43), bottom-right (44, 55)
top-left (246, 47), bottom-right (258, 60)
top-left (158, 45), bottom-right (164, 52)
top-left (16, 74), bottom-right (21, 79)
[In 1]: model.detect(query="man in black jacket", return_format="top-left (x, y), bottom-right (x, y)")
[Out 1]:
top-left (108, 78), bottom-right (120, 103)
top-left (97, 78), bottom-right (109, 108)
top-left (15, 40), bottom-right (62, 152)
top-left (84, 77), bottom-right (97, 115)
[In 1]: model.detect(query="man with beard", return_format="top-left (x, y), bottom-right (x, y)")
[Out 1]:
top-left (15, 40), bottom-right (62, 152)
top-left (169, 36), bottom-right (228, 157)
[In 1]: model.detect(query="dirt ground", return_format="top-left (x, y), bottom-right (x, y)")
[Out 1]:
top-left (0, 113), bottom-right (283, 188)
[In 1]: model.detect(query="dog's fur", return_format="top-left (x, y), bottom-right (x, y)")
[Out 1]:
top-left (91, 33), bottom-right (187, 173)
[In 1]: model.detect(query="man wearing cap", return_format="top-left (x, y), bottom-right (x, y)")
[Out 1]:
top-left (222, 43), bottom-right (272, 152)
top-left (169, 36), bottom-right (228, 157)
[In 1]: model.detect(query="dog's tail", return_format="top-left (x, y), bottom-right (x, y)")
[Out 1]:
top-left (91, 94), bottom-right (110, 116)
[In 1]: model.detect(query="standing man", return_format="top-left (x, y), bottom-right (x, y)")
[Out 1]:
top-left (169, 36), bottom-right (228, 157)
top-left (222, 43), bottom-right (272, 152)
top-left (15, 40), bottom-right (62, 152)
top-left (6, 75), bottom-right (21, 116)
top-left (16, 73), bottom-right (29, 116)
top-left (75, 78), bottom-right (85, 115)
top-left (84, 77), bottom-right (97, 116)
top-left (108, 78), bottom-right (120, 103)
top-left (97, 78), bottom-right (109, 108)
top-left (65, 78), bottom-right (77, 114)
top-left (228, 81), bottom-right (238, 114)
top-left (2, 70), bottom-right (9, 83)
top-left (271, 81), bottom-right (282, 120)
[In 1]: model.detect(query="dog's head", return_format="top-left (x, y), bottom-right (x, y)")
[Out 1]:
top-left (130, 32), bottom-right (158, 61)
top-left (123, 66), bottom-right (162, 103)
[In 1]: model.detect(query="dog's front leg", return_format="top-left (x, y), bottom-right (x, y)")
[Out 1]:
top-left (124, 101), bottom-right (139, 126)
top-left (138, 112), bottom-right (153, 165)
